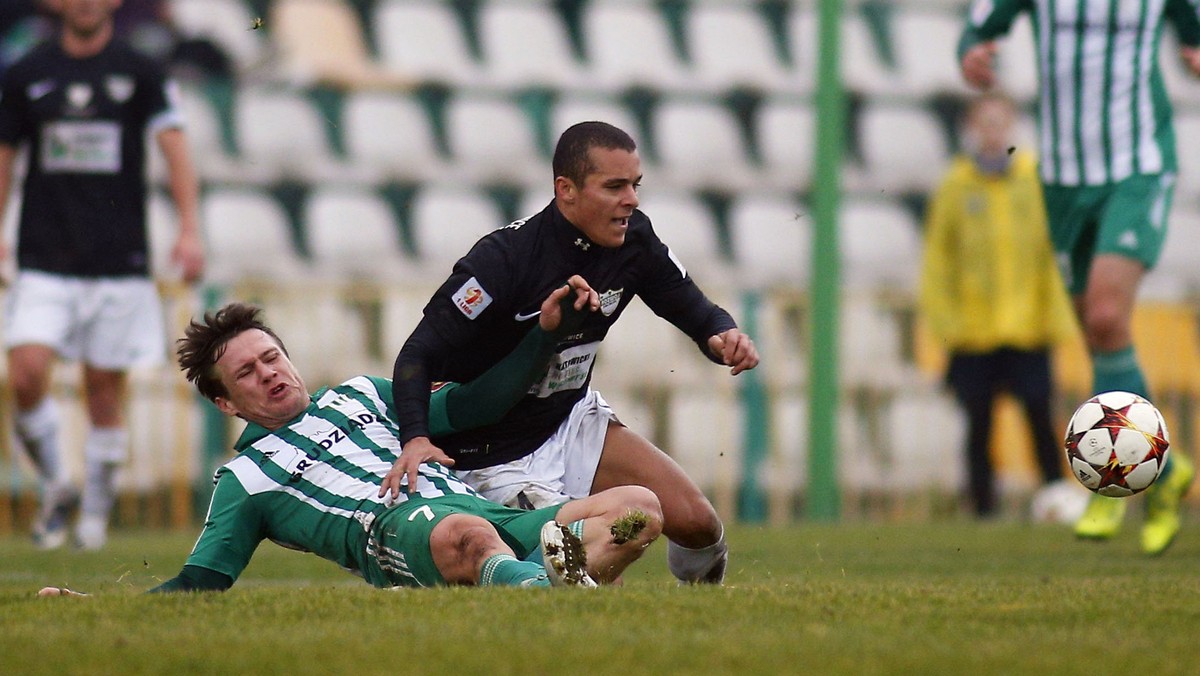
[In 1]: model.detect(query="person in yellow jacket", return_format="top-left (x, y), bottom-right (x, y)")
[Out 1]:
top-left (920, 92), bottom-right (1077, 518)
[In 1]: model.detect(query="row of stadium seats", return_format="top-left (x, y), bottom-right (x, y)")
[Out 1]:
top-left (162, 80), bottom-right (1049, 196)
top-left (173, 0), bottom-right (1014, 99)
top-left (143, 183), bottom-right (925, 293)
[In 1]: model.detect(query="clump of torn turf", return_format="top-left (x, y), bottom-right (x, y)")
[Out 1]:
top-left (609, 510), bottom-right (649, 545)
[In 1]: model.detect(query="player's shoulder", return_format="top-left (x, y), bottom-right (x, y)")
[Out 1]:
top-left (2, 42), bottom-right (58, 82)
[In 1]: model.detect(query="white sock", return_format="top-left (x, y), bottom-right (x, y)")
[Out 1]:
top-left (15, 399), bottom-right (64, 485)
top-left (667, 528), bottom-right (728, 583)
top-left (80, 427), bottom-right (127, 518)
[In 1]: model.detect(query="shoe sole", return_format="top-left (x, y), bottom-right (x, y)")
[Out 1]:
top-left (540, 522), bottom-right (596, 588)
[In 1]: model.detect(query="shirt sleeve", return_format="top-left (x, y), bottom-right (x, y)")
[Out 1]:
top-left (635, 220), bottom-right (737, 363)
top-left (180, 468), bottom-right (266, 583)
top-left (1166, 0), bottom-right (1200, 46)
top-left (391, 240), bottom-right (516, 445)
top-left (137, 58), bottom-right (184, 134)
top-left (958, 0), bottom-right (1032, 59)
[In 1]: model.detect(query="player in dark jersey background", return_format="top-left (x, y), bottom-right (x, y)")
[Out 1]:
top-left (0, 0), bottom-right (204, 550)
top-left (389, 121), bottom-right (759, 584)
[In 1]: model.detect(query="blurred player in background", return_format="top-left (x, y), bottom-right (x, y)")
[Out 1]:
top-left (389, 121), bottom-right (758, 584)
top-left (0, 0), bottom-right (204, 550)
top-left (919, 92), bottom-right (1078, 519)
top-left (959, 0), bottom-right (1200, 553)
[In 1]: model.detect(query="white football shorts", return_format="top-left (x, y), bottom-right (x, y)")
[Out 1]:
top-left (4, 271), bottom-right (166, 369)
top-left (454, 388), bottom-right (617, 509)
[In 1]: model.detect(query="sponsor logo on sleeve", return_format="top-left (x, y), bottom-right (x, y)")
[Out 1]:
top-left (452, 277), bottom-right (493, 319)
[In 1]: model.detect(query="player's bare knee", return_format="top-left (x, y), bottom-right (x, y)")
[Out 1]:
top-left (430, 515), bottom-right (506, 584)
top-left (605, 486), bottom-right (663, 549)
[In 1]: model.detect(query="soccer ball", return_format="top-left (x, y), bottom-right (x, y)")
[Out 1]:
top-left (1064, 391), bottom-right (1170, 497)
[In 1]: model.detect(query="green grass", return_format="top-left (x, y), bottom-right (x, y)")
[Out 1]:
top-left (2, 521), bottom-right (1200, 675)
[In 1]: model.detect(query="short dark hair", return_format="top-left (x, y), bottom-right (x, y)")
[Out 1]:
top-left (552, 121), bottom-right (637, 186)
top-left (176, 302), bottom-right (288, 402)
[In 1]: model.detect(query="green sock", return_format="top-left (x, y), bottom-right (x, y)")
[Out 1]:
top-left (1092, 346), bottom-right (1148, 399)
top-left (479, 554), bottom-right (550, 587)
top-left (1091, 347), bottom-right (1175, 480)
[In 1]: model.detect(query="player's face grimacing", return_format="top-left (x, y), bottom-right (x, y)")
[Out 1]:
top-left (212, 329), bottom-right (310, 430)
top-left (560, 146), bottom-right (641, 248)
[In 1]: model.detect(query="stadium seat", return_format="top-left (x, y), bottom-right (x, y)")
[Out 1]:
top-left (341, 91), bottom-right (449, 182)
top-left (443, 93), bottom-right (545, 185)
top-left (635, 190), bottom-right (731, 285)
top-left (756, 99), bottom-right (816, 192)
top-left (303, 186), bottom-right (413, 282)
top-left (684, 2), bottom-right (798, 93)
top-left (373, 0), bottom-right (483, 87)
top-left (165, 84), bottom-right (240, 182)
top-left (1173, 112), bottom-right (1200, 203)
top-left (550, 94), bottom-right (642, 148)
top-left (792, 9), bottom-right (893, 96)
top-left (201, 187), bottom-right (310, 283)
top-left (477, 0), bottom-right (585, 89)
top-left (652, 98), bottom-right (759, 191)
top-left (595, 297), bottom-right (711, 390)
top-left (840, 197), bottom-right (922, 296)
top-left (170, 0), bottom-right (267, 74)
top-left (727, 194), bottom-right (810, 290)
top-left (857, 103), bottom-right (950, 193)
top-left (1145, 202), bottom-right (1200, 300)
top-left (581, 2), bottom-right (689, 91)
top-left (233, 85), bottom-right (357, 183)
top-left (408, 185), bottom-right (504, 273)
top-left (884, 390), bottom-right (965, 493)
top-left (146, 190), bottom-right (180, 281)
top-left (891, 9), bottom-right (972, 97)
top-left (269, 0), bottom-right (413, 90)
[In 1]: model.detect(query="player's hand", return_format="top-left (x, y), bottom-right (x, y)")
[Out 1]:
top-left (707, 328), bottom-right (759, 376)
top-left (539, 274), bottom-right (599, 332)
top-left (961, 42), bottom-right (998, 89)
top-left (37, 586), bottom-right (88, 598)
top-left (171, 228), bottom-right (206, 284)
top-left (379, 436), bottom-right (455, 500)
top-left (1181, 46), bottom-right (1200, 77)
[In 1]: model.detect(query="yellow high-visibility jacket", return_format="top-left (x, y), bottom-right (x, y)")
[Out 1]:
top-left (919, 150), bottom-right (1078, 353)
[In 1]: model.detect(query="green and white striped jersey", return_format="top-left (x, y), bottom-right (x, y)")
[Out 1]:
top-left (962, 0), bottom-right (1200, 185)
top-left (184, 376), bottom-right (477, 583)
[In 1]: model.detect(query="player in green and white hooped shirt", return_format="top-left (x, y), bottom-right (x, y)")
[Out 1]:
top-left (959, 0), bottom-right (1200, 554)
top-left (143, 277), bottom-right (663, 592)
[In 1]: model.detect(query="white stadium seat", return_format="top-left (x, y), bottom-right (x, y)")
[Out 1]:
top-left (202, 188), bottom-right (310, 283)
top-left (444, 94), bottom-right (544, 185)
top-left (342, 91), bottom-right (448, 182)
top-left (685, 3), bottom-right (796, 93)
top-left (757, 99), bottom-right (816, 192)
top-left (892, 9), bottom-right (973, 97)
top-left (858, 103), bottom-right (950, 193)
top-left (582, 2), bottom-right (689, 90)
top-left (170, 0), bottom-right (267, 73)
top-left (652, 98), bottom-right (758, 191)
top-left (478, 0), bottom-right (585, 88)
top-left (373, 0), bottom-right (482, 87)
top-left (840, 197), bottom-right (921, 295)
top-left (408, 185), bottom-right (504, 273)
top-left (303, 186), bottom-right (412, 281)
top-left (635, 190), bottom-right (731, 285)
top-left (234, 86), bottom-right (351, 183)
top-left (727, 194), bottom-right (811, 290)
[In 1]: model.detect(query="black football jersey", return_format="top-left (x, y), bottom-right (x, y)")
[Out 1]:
top-left (392, 199), bottom-right (736, 470)
top-left (0, 40), bottom-right (182, 277)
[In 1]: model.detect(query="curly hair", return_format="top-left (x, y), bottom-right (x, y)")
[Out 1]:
top-left (176, 302), bottom-right (288, 402)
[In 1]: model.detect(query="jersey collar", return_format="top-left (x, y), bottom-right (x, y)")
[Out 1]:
top-left (231, 392), bottom-right (324, 451)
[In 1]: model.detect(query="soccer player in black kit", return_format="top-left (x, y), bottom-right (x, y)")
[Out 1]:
top-left (388, 121), bottom-right (759, 583)
top-left (0, 0), bottom-right (204, 550)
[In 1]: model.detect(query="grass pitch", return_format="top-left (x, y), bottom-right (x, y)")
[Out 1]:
top-left (2, 520), bottom-right (1199, 675)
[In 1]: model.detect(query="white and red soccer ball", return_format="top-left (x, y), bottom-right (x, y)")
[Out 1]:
top-left (1064, 391), bottom-right (1170, 497)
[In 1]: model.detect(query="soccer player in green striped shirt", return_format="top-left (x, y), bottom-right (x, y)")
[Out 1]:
top-left (42, 277), bottom-right (663, 596)
top-left (959, 0), bottom-right (1200, 553)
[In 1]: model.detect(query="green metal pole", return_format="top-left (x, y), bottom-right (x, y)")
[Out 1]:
top-left (737, 290), bottom-right (768, 522)
top-left (807, 0), bottom-right (845, 520)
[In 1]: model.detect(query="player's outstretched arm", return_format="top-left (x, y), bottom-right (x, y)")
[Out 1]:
top-left (37, 587), bottom-right (88, 597)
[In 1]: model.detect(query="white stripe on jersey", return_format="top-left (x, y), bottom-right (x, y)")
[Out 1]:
top-left (1109, 3), bottom-right (1139, 179)
top-left (1136, 0), bottom-right (1165, 175)
top-left (1051, 0), bottom-right (1081, 185)
top-left (1079, 0), bottom-right (1110, 184)
top-left (1036, 0), bottom-right (1057, 180)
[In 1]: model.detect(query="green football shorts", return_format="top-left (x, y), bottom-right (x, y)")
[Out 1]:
top-left (363, 494), bottom-right (561, 588)
top-left (1042, 173), bottom-right (1174, 295)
